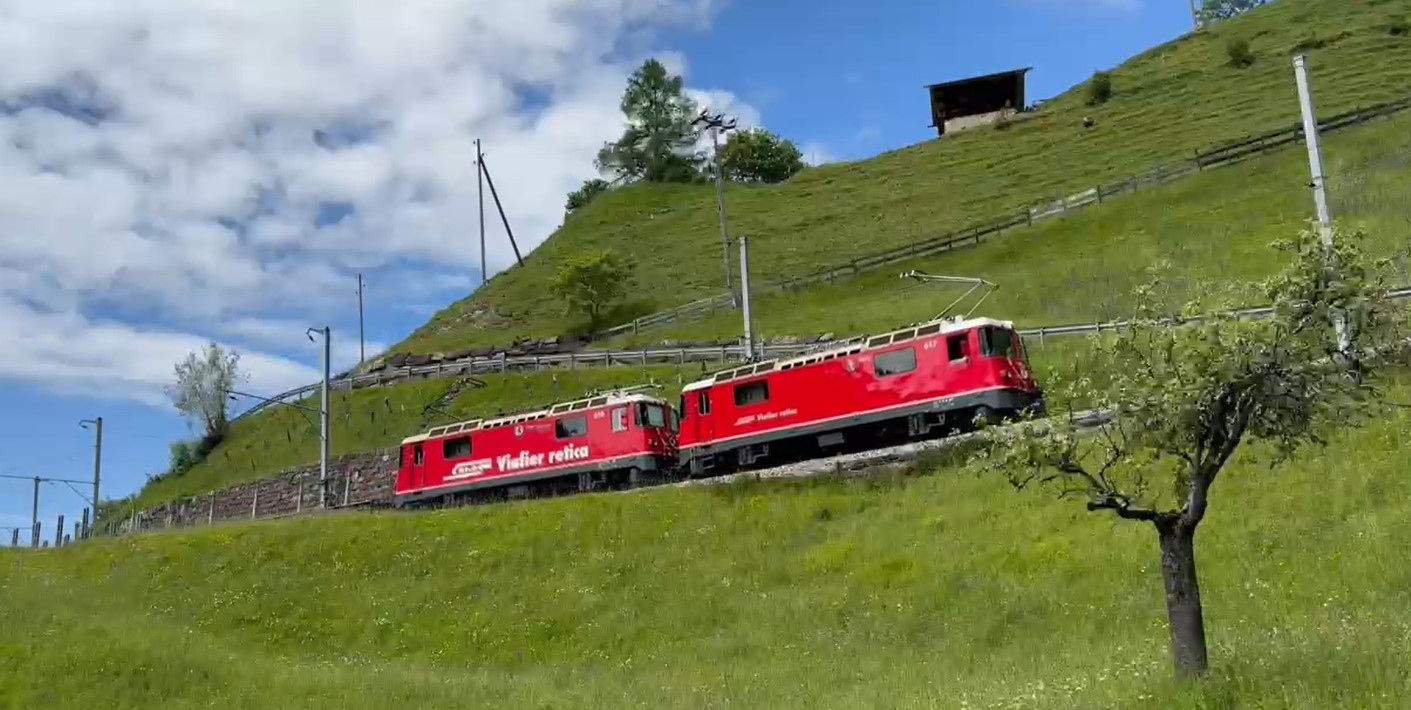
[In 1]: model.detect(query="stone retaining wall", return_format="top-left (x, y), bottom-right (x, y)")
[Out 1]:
top-left (116, 448), bottom-right (400, 534)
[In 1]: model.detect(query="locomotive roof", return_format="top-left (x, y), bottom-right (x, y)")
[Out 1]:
top-left (400, 389), bottom-right (667, 445)
top-left (682, 315), bottom-right (1015, 392)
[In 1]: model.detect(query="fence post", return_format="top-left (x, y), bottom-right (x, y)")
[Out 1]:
top-left (55, 515), bottom-right (64, 547)
top-left (72, 521), bottom-right (80, 544)
top-left (296, 475), bottom-right (303, 514)
top-left (80, 508), bottom-right (89, 540)
top-left (10, 529), bottom-right (17, 547)
top-left (32, 521), bottom-right (40, 548)
top-left (343, 469), bottom-right (352, 507)
top-left (251, 488), bottom-right (259, 520)
top-left (209, 495), bottom-right (216, 525)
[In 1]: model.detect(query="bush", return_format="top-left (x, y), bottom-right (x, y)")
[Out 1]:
top-left (1388, 14), bottom-right (1410, 36)
top-left (1225, 37), bottom-right (1255, 67)
top-left (1086, 71), bottom-right (1113, 106)
top-left (565, 178), bottom-right (611, 216)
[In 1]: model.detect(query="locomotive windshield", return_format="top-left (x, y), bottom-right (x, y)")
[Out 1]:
top-left (639, 402), bottom-right (669, 429)
top-left (979, 326), bottom-right (1016, 358)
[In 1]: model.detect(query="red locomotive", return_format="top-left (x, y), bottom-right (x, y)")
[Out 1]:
top-left (393, 310), bottom-right (1044, 505)
top-left (676, 316), bottom-right (1043, 476)
top-left (394, 387), bottom-right (679, 507)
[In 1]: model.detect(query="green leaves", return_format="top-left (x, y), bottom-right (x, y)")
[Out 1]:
top-left (718, 128), bottom-right (805, 184)
top-left (967, 222), bottom-right (1409, 529)
top-left (551, 250), bottom-right (633, 332)
top-left (594, 59), bottom-right (703, 184)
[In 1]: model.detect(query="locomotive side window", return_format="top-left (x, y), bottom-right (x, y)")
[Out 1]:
top-left (697, 391), bottom-right (711, 415)
top-left (947, 334), bottom-right (969, 362)
top-left (611, 407), bottom-right (628, 432)
top-left (980, 327), bottom-right (1015, 358)
top-left (413, 444), bottom-right (424, 466)
top-left (734, 381), bottom-right (770, 407)
top-left (556, 416), bottom-right (588, 439)
top-left (873, 347), bottom-right (917, 377)
top-left (443, 436), bottom-right (472, 460)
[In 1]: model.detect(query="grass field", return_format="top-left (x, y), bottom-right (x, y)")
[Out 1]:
top-left (7, 381), bottom-right (1410, 709)
top-left (396, 0), bottom-right (1411, 355)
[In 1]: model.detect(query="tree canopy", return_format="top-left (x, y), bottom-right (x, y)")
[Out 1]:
top-left (967, 224), bottom-right (1409, 678)
top-left (565, 178), bottom-right (612, 216)
top-left (551, 250), bottom-right (634, 332)
top-left (594, 59), bottom-right (703, 184)
top-left (1199, 0), bottom-right (1270, 23)
top-left (167, 341), bottom-right (245, 446)
top-left (718, 128), bottom-right (805, 184)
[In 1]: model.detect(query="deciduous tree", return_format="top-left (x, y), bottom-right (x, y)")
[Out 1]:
top-left (594, 58), bottom-right (703, 184)
top-left (552, 250), bottom-right (633, 332)
top-left (167, 341), bottom-right (245, 448)
top-left (1199, 0), bottom-right (1270, 23)
top-left (718, 128), bottom-right (805, 184)
top-left (966, 225), bottom-right (1408, 678)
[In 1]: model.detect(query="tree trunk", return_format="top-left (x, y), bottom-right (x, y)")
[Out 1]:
top-left (1156, 520), bottom-right (1209, 678)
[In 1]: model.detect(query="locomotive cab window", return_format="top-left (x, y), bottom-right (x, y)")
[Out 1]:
top-left (697, 391), bottom-right (711, 416)
top-left (638, 403), bottom-right (668, 429)
top-left (413, 444), bottom-right (424, 466)
top-left (556, 416), bottom-right (588, 439)
top-left (980, 327), bottom-right (1016, 358)
top-left (873, 347), bottom-right (917, 377)
top-left (442, 437), bottom-right (471, 460)
top-left (734, 380), bottom-right (770, 407)
top-left (611, 407), bottom-right (628, 432)
top-left (947, 334), bottom-right (969, 362)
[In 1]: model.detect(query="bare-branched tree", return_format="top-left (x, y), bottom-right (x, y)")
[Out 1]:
top-left (967, 224), bottom-right (1409, 678)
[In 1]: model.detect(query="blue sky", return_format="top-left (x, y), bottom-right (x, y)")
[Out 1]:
top-left (0, 0), bottom-right (1194, 541)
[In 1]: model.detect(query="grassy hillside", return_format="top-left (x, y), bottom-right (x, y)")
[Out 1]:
top-left (397, 0), bottom-right (1411, 355)
top-left (131, 365), bottom-right (689, 509)
top-left (6, 386), bottom-right (1410, 709)
top-left (613, 107), bottom-right (1411, 347)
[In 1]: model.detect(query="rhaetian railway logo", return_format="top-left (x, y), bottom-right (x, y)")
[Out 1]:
top-left (446, 444), bottom-right (592, 481)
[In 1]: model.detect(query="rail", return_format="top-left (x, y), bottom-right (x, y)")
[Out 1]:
top-left (233, 287), bottom-right (1411, 420)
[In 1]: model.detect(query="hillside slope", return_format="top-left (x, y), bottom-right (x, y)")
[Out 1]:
top-left (6, 393), bottom-right (1410, 709)
top-left (398, 0), bottom-right (1411, 355)
top-left (613, 107), bottom-right (1411, 347)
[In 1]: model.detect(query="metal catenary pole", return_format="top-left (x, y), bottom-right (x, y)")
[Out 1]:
top-left (477, 138), bottom-right (487, 287)
top-left (320, 327), bottom-right (330, 508)
top-left (712, 125), bottom-right (735, 303)
top-left (31, 476), bottom-right (39, 547)
top-left (357, 273), bottom-right (366, 365)
top-left (80, 417), bottom-right (102, 531)
top-left (739, 236), bottom-right (756, 360)
top-left (1292, 54), bottom-right (1352, 356)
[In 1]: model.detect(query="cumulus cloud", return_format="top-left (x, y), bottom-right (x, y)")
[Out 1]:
top-left (0, 0), bottom-right (749, 407)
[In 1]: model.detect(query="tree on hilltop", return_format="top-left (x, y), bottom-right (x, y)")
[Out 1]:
top-left (967, 224), bottom-right (1408, 678)
top-left (594, 59), bottom-right (703, 184)
top-left (1199, 0), bottom-right (1270, 23)
top-left (718, 127), bottom-right (805, 184)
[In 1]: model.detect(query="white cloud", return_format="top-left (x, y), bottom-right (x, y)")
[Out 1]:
top-left (0, 300), bottom-right (318, 407)
top-left (0, 0), bottom-right (751, 406)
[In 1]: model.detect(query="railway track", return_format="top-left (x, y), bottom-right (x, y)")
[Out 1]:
top-left (390, 407), bottom-right (1114, 514)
